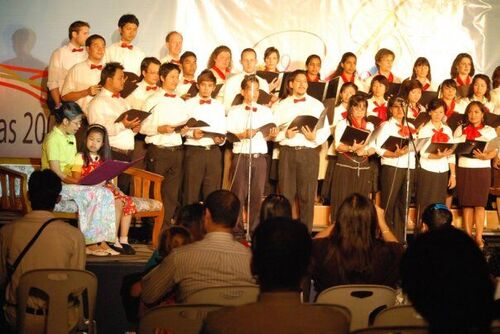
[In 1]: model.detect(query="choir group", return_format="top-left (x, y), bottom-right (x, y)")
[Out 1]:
top-left (43, 14), bottom-right (500, 248)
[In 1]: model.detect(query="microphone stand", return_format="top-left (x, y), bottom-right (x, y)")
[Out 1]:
top-left (402, 102), bottom-right (419, 244)
top-left (246, 81), bottom-right (255, 242)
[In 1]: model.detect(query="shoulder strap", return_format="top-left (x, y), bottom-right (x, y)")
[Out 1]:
top-left (7, 218), bottom-right (59, 280)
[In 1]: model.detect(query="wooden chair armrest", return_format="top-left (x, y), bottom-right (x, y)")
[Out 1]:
top-left (0, 166), bottom-right (30, 213)
top-left (124, 167), bottom-right (164, 201)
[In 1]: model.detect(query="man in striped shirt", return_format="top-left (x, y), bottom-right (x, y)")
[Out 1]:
top-left (140, 190), bottom-right (255, 304)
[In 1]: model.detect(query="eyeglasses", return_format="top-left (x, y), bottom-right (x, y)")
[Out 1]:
top-left (70, 119), bottom-right (82, 126)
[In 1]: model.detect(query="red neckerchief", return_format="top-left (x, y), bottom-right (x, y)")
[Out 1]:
top-left (397, 122), bottom-right (416, 137)
top-left (120, 42), bottom-right (133, 50)
top-left (211, 66), bottom-right (228, 81)
top-left (351, 117), bottom-right (367, 130)
top-left (307, 74), bottom-right (319, 82)
top-left (341, 111), bottom-right (348, 119)
top-left (410, 105), bottom-right (420, 118)
top-left (463, 124), bottom-right (484, 141)
top-left (379, 71), bottom-right (394, 83)
top-left (341, 73), bottom-right (354, 83)
top-left (422, 83), bottom-right (430, 91)
top-left (432, 127), bottom-right (450, 143)
top-left (456, 76), bottom-right (471, 87)
top-left (373, 101), bottom-right (388, 121)
top-left (445, 100), bottom-right (456, 118)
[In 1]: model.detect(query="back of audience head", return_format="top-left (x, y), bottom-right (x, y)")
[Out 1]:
top-left (260, 194), bottom-right (292, 225)
top-left (333, 193), bottom-right (378, 244)
top-left (252, 217), bottom-right (311, 292)
top-left (157, 225), bottom-right (192, 258)
top-left (401, 227), bottom-right (494, 333)
top-left (175, 203), bottom-right (205, 241)
top-left (421, 203), bottom-right (453, 232)
top-left (29, 169), bottom-right (62, 210)
top-left (204, 190), bottom-right (240, 230)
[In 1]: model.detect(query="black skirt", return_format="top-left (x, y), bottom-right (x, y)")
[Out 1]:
top-left (457, 166), bottom-right (491, 207)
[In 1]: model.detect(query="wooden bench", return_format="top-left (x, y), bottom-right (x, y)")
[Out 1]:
top-left (0, 163), bottom-right (164, 248)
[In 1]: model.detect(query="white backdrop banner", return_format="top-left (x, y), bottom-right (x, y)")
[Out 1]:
top-left (1, 0), bottom-right (499, 158)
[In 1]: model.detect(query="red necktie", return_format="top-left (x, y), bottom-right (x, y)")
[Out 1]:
top-left (245, 106), bottom-right (257, 112)
top-left (432, 128), bottom-right (450, 143)
top-left (294, 97), bottom-right (306, 103)
top-left (463, 124), bottom-right (483, 141)
top-left (72, 48), bottom-right (84, 52)
top-left (387, 72), bottom-right (394, 83)
top-left (184, 79), bottom-right (196, 84)
top-left (211, 66), bottom-right (227, 81)
top-left (164, 93), bottom-right (176, 98)
top-left (341, 73), bottom-right (354, 83)
top-left (373, 101), bottom-right (387, 121)
top-left (411, 106), bottom-right (419, 118)
top-left (397, 123), bottom-right (415, 137)
top-left (121, 43), bottom-right (133, 50)
top-left (146, 86), bottom-right (157, 91)
top-left (90, 64), bottom-right (102, 70)
top-left (422, 83), bottom-right (430, 91)
top-left (200, 99), bottom-right (211, 105)
top-left (351, 118), bottom-right (366, 130)
top-left (445, 100), bottom-right (456, 118)
top-left (456, 76), bottom-right (471, 87)
top-left (112, 92), bottom-right (120, 98)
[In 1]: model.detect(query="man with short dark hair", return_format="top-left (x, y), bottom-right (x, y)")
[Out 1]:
top-left (203, 218), bottom-right (349, 334)
top-left (421, 202), bottom-right (453, 232)
top-left (0, 169), bottom-right (85, 333)
top-left (141, 190), bottom-right (255, 304)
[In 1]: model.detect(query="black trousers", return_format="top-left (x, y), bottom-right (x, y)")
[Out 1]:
top-left (279, 147), bottom-right (319, 232)
top-left (230, 154), bottom-right (267, 234)
top-left (146, 145), bottom-right (183, 226)
top-left (380, 165), bottom-right (415, 242)
top-left (182, 145), bottom-right (222, 205)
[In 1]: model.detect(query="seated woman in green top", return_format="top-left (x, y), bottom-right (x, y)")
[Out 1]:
top-left (41, 102), bottom-right (118, 256)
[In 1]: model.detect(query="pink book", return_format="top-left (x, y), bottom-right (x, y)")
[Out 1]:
top-left (78, 157), bottom-right (143, 185)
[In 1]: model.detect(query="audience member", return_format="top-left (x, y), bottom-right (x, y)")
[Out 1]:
top-left (421, 202), bottom-right (453, 232)
top-left (311, 193), bottom-right (403, 293)
top-left (175, 203), bottom-right (206, 242)
top-left (202, 217), bottom-right (349, 334)
top-left (259, 194), bottom-right (292, 225)
top-left (140, 190), bottom-right (255, 304)
top-left (401, 227), bottom-right (494, 333)
top-left (0, 170), bottom-right (86, 333)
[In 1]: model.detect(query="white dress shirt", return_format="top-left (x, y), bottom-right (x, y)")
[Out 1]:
top-left (418, 122), bottom-right (455, 173)
top-left (226, 103), bottom-right (275, 154)
top-left (274, 95), bottom-right (330, 148)
top-left (223, 72), bottom-right (270, 111)
top-left (176, 74), bottom-right (197, 97)
top-left (47, 42), bottom-right (88, 92)
top-left (105, 41), bottom-right (145, 76)
top-left (125, 80), bottom-right (159, 110)
top-left (61, 59), bottom-right (103, 115)
top-left (332, 104), bottom-right (348, 127)
top-left (140, 89), bottom-right (188, 147)
top-left (184, 95), bottom-right (226, 147)
top-left (87, 88), bottom-right (134, 150)
top-left (374, 117), bottom-right (416, 168)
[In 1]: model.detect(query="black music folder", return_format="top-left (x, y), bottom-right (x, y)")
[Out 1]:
top-left (386, 83), bottom-right (402, 98)
top-left (339, 126), bottom-right (370, 146)
top-left (121, 71), bottom-right (140, 98)
top-left (287, 115), bottom-right (319, 132)
top-left (257, 122), bottom-right (277, 137)
top-left (407, 112), bottom-right (430, 129)
top-left (425, 142), bottom-right (457, 154)
top-left (174, 118), bottom-right (210, 132)
top-left (455, 140), bottom-right (487, 157)
top-left (419, 91), bottom-right (438, 107)
top-left (256, 70), bottom-right (279, 84)
top-left (381, 136), bottom-right (409, 152)
top-left (367, 115), bottom-right (383, 127)
top-left (115, 109), bottom-right (151, 123)
top-left (484, 112), bottom-right (500, 128)
top-left (445, 112), bottom-right (466, 132)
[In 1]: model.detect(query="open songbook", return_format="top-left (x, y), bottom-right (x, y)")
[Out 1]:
top-left (115, 108), bottom-right (152, 123)
top-left (339, 126), bottom-right (371, 146)
top-left (281, 108), bottom-right (329, 134)
top-left (79, 157), bottom-right (143, 186)
top-left (121, 72), bottom-right (141, 98)
top-left (173, 118), bottom-right (210, 132)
